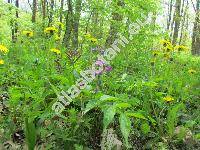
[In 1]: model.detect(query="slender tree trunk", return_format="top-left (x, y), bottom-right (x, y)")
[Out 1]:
top-left (7, 0), bottom-right (14, 41)
top-left (172, 0), bottom-right (182, 44)
top-left (63, 0), bottom-right (73, 48)
top-left (167, 0), bottom-right (173, 30)
top-left (105, 0), bottom-right (124, 47)
top-left (32, 0), bottom-right (37, 23)
top-left (59, 0), bottom-right (64, 23)
top-left (72, 0), bottom-right (82, 50)
top-left (192, 0), bottom-right (200, 55)
top-left (12, 0), bottom-right (19, 42)
top-left (41, 0), bottom-right (46, 21)
top-left (48, 0), bottom-right (54, 26)
top-left (179, 0), bottom-right (188, 45)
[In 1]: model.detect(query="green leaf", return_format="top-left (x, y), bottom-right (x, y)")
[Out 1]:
top-left (100, 95), bottom-right (118, 102)
top-left (141, 123), bottom-right (150, 134)
top-left (194, 133), bottom-right (200, 140)
top-left (166, 103), bottom-right (185, 136)
top-left (83, 95), bottom-right (118, 114)
top-left (83, 99), bottom-right (98, 114)
top-left (103, 105), bottom-right (116, 130)
top-left (126, 112), bottom-right (147, 120)
top-left (116, 103), bottom-right (131, 109)
top-left (25, 118), bottom-right (37, 150)
top-left (119, 113), bottom-right (131, 147)
top-left (148, 116), bottom-right (157, 125)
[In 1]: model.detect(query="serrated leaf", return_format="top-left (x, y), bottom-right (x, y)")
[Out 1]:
top-left (194, 133), bottom-right (200, 140)
top-left (25, 118), bottom-right (36, 150)
top-left (126, 112), bottom-right (147, 120)
top-left (141, 123), bottom-right (150, 134)
top-left (166, 103), bottom-right (185, 136)
top-left (116, 103), bottom-right (131, 109)
top-left (100, 95), bottom-right (118, 102)
top-left (119, 113), bottom-right (131, 147)
top-left (83, 99), bottom-right (98, 114)
top-left (103, 105), bottom-right (116, 130)
top-left (148, 116), bottom-right (157, 125)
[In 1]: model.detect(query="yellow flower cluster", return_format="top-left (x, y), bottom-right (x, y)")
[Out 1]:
top-left (22, 31), bottom-right (34, 37)
top-left (44, 27), bottom-right (58, 34)
top-left (152, 50), bottom-right (160, 57)
top-left (174, 45), bottom-right (188, 52)
top-left (55, 22), bottom-right (64, 29)
top-left (188, 69), bottom-right (197, 74)
top-left (160, 40), bottom-right (174, 52)
top-left (163, 96), bottom-right (174, 102)
top-left (50, 48), bottom-right (61, 55)
top-left (160, 40), bottom-right (172, 47)
top-left (0, 59), bottom-right (4, 65)
top-left (0, 44), bottom-right (9, 54)
top-left (84, 33), bottom-right (98, 43)
top-left (54, 35), bottom-right (61, 41)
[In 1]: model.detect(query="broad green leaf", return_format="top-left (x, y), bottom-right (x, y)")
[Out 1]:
top-left (166, 103), bottom-right (185, 136)
top-left (116, 103), bottom-right (131, 109)
top-left (103, 105), bottom-right (116, 130)
top-left (141, 123), bottom-right (150, 134)
top-left (25, 118), bottom-right (37, 150)
top-left (119, 113), bottom-right (131, 147)
top-left (126, 112), bottom-right (147, 120)
top-left (194, 133), bottom-right (200, 140)
top-left (100, 95), bottom-right (118, 102)
top-left (83, 99), bottom-right (98, 114)
top-left (148, 116), bottom-right (157, 125)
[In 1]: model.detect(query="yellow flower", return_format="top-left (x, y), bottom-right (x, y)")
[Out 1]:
top-left (50, 48), bottom-right (61, 55)
top-left (164, 45), bottom-right (173, 52)
top-left (152, 50), bottom-right (160, 57)
top-left (22, 31), bottom-right (34, 37)
top-left (150, 59), bottom-right (156, 66)
top-left (163, 96), bottom-right (174, 102)
top-left (0, 45), bottom-right (9, 53)
top-left (160, 39), bottom-right (172, 47)
top-left (44, 27), bottom-right (58, 34)
top-left (188, 69), bottom-right (197, 74)
top-left (55, 22), bottom-right (64, 29)
top-left (84, 33), bottom-right (91, 39)
top-left (163, 53), bottom-right (170, 59)
top-left (54, 35), bottom-right (61, 41)
top-left (0, 59), bottom-right (4, 65)
top-left (90, 37), bottom-right (98, 43)
top-left (174, 45), bottom-right (188, 52)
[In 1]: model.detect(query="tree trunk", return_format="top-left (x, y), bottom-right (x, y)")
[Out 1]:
top-left (192, 0), bottom-right (200, 55)
top-left (63, 0), bottom-right (73, 48)
top-left (72, 0), bottom-right (82, 50)
top-left (41, 0), bottom-right (46, 21)
top-left (48, 0), bottom-right (54, 26)
top-left (167, 0), bottom-right (173, 31)
top-left (179, 0), bottom-right (188, 45)
top-left (12, 0), bottom-right (19, 42)
top-left (105, 0), bottom-right (124, 47)
top-left (32, 0), bottom-right (37, 23)
top-left (172, 0), bottom-right (181, 44)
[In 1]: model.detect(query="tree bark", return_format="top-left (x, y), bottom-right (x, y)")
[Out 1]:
top-left (48, 0), bottom-right (54, 26)
top-left (41, 0), bottom-right (46, 21)
top-left (172, 0), bottom-right (181, 44)
top-left (105, 0), bottom-right (124, 47)
top-left (192, 0), bottom-right (200, 55)
top-left (63, 0), bottom-right (73, 48)
top-left (72, 0), bottom-right (82, 50)
top-left (32, 0), bottom-right (37, 23)
top-left (167, 0), bottom-right (173, 31)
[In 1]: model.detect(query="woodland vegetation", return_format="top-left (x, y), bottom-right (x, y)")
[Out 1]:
top-left (0, 0), bottom-right (200, 149)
